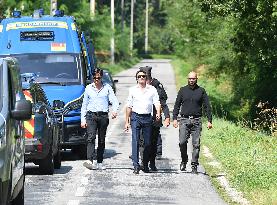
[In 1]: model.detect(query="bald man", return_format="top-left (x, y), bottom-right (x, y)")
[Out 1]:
top-left (173, 71), bottom-right (212, 174)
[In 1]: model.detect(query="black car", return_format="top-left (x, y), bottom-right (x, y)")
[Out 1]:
top-left (102, 69), bottom-right (118, 94)
top-left (0, 57), bottom-right (32, 205)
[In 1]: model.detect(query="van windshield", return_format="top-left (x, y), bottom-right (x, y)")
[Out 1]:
top-left (10, 53), bottom-right (81, 85)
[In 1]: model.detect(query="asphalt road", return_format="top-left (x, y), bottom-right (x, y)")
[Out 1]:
top-left (24, 59), bottom-right (227, 205)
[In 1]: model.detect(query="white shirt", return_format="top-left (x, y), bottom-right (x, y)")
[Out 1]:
top-left (126, 84), bottom-right (160, 114)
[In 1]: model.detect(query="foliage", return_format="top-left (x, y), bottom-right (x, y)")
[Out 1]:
top-left (198, 0), bottom-right (277, 120)
top-left (201, 118), bottom-right (277, 205)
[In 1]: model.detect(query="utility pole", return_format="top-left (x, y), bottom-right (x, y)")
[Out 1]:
top-left (111, 0), bottom-right (115, 64)
top-left (130, 0), bottom-right (134, 56)
top-left (90, 0), bottom-right (95, 17)
top-left (145, 0), bottom-right (149, 54)
top-left (50, 0), bottom-right (57, 15)
top-left (121, 0), bottom-right (124, 31)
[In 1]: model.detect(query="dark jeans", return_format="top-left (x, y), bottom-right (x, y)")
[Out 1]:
top-left (86, 112), bottom-right (109, 163)
top-left (179, 117), bottom-right (202, 165)
top-left (130, 112), bottom-right (152, 168)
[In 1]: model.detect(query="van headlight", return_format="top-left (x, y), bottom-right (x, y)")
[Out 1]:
top-left (0, 125), bottom-right (6, 147)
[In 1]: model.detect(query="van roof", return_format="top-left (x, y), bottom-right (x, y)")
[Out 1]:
top-left (0, 15), bottom-right (81, 55)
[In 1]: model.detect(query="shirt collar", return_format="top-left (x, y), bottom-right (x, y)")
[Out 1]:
top-left (135, 84), bottom-right (150, 89)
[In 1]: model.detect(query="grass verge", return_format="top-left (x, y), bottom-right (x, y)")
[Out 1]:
top-left (201, 119), bottom-right (277, 205)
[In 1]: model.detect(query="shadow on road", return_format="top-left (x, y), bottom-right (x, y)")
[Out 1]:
top-left (24, 165), bottom-right (72, 175)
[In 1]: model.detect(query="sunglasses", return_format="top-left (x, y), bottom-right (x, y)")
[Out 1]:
top-left (93, 77), bottom-right (101, 80)
top-left (137, 75), bottom-right (146, 79)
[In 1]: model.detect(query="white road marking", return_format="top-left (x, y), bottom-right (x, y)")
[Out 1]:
top-left (67, 200), bottom-right (80, 205)
top-left (81, 177), bottom-right (89, 185)
top-left (75, 187), bottom-right (86, 197)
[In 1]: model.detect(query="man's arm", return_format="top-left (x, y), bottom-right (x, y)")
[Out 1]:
top-left (173, 88), bottom-right (183, 128)
top-left (173, 88), bottom-right (183, 120)
top-left (80, 88), bottom-right (89, 128)
top-left (152, 87), bottom-right (161, 121)
top-left (125, 88), bottom-right (133, 131)
top-left (202, 88), bottom-right (213, 129)
top-left (156, 85), bottom-right (170, 127)
top-left (125, 107), bottom-right (132, 132)
top-left (107, 85), bottom-right (119, 119)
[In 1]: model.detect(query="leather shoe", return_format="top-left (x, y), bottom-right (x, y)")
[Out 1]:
top-left (143, 166), bottom-right (149, 173)
top-left (180, 162), bottom-right (186, 171)
top-left (149, 163), bottom-right (158, 171)
top-left (133, 167), bottom-right (139, 174)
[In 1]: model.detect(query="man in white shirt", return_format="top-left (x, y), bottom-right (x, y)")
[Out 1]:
top-left (125, 70), bottom-right (161, 174)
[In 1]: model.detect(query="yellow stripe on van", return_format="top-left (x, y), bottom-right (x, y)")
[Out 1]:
top-left (0, 25), bottom-right (3, 32)
top-left (71, 23), bottom-right (76, 31)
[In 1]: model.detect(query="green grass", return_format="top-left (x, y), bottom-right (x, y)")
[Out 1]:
top-left (201, 119), bottom-right (277, 205)
top-left (170, 56), bottom-right (277, 205)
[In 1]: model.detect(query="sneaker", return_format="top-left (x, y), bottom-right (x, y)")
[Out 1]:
top-left (97, 163), bottom-right (106, 170)
top-left (180, 162), bottom-right (186, 171)
top-left (191, 165), bottom-right (198, 174)
top-left (83, 160), bottom-right (97, 170)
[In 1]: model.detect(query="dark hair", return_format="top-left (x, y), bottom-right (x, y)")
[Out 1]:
top-left (135, 70), bottom-right (146, 79)
top-left (139, 66), bottom-right (152, 78)
top-left (93, 68), bottom-right (103, 77)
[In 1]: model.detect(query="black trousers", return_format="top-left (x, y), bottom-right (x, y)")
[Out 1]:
top-left (149, 126), bottom-right (160, 164)
top-left (139, 125), bottom-right (161, 165)
top-left (86, 112), bottom-right (109, 163)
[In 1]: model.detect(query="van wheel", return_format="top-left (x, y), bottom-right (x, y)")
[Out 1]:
top-left (54, 149), bottom-right (61, 169)
top-left (39, 149), bottom-right (54, 175)
top-left (11, 185), bottom-right (24, 205)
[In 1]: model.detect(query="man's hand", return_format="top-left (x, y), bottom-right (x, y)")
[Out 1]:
top-left (207, 122), bottom-right (213, 129)
top-left (81, 122), bottom-right (87, 128)
top-left (124, 122), bottom-right (130, 132)
top-left (173, 120), bottom-right (178, 128)
top-left (164, 117), bottom-right (170, 127)
top-left (111, 112), bottom-right (117, 119)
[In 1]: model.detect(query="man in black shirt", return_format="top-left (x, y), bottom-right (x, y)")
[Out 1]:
top-left (173, 71), bottom-right (212, 174)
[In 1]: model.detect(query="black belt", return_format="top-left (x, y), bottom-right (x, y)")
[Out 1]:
top-left (133, 112), bottom-right (151, 117)
top-left (87, 111), bottom-right (108, 116)
top-left (181, 115), bottom-right (201, 119)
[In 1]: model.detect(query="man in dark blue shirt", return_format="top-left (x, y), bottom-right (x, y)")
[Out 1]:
top-left (173, 71), bottom-right (212, 174)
